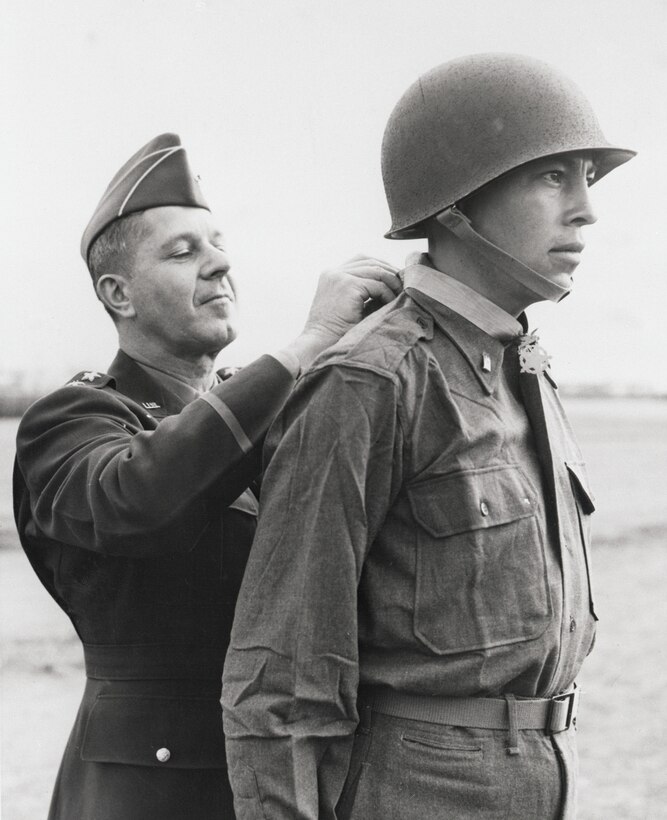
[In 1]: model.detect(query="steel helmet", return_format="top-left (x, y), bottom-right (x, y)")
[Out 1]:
top-left (382, 53), bottom-right (635, 239)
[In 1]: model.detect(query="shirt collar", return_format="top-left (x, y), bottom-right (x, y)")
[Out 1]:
top-left (402, 253), bottom-right (523, 343)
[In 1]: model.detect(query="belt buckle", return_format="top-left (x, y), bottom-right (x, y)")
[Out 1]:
top-left (547, 688), bottom-right (579, 734)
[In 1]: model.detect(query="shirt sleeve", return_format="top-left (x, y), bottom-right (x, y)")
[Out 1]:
top-left (15, 355), bottom-right (295, 556)
top-left (222, 363), bottom-right (403, 819)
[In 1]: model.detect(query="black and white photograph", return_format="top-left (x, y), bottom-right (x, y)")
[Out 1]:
top-left (1, 1), bottom-right (665, 818)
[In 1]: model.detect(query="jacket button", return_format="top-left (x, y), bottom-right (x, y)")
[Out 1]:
top-left (480, 501), bottom-right (489, 516)
top-left (156, 747), bottom-right (171, 763)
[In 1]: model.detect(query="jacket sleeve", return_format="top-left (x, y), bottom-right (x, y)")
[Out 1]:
top-left (222, 363), bottom-right (403, 819)
top-left (15, 355), bottom-right (295, 555)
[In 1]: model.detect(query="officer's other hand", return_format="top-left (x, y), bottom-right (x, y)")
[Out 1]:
top-left (302, 255), bottom-right (401, 345)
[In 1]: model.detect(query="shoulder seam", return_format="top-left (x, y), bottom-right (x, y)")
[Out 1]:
top-left (306, 359), bottom-right (402, 387)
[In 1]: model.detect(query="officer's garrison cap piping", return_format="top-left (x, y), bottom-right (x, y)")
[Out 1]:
top-left (81, 134), bottom-right (209, 261)
top-left (117, 147), bottom-right (185, 216)
top-left (90, 146), bottom-right (186, 217)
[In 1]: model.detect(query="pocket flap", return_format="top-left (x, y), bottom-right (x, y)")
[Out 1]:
top-left (81, 694), bottom-right (226, 768)
top-left (566, 462), bottom-right (596, 514)
top-left (408, 465), bottom-right (536, 537)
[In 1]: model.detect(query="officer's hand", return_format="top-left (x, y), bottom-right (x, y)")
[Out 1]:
top-left (302, 255), bottom-right (401, 344)
top-left (279, 255), bottom-right (401, 373)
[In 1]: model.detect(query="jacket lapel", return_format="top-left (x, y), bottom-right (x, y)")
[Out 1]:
top-left (107, 350), bottom-right (187, 421)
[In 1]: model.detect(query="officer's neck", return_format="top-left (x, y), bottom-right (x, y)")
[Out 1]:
top-left (119, 331), bottom-right (219, 394)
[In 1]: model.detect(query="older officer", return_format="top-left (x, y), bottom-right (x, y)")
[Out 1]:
top-left (13, 133), bottom-right (400, 820)
top-left (223, 54), bottom-right (635, 818)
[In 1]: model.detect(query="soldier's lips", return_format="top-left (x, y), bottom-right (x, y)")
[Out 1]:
top-left (551, 242), bottom-right (584, 252)
top-left (549, 245), bottom-right (583, 266)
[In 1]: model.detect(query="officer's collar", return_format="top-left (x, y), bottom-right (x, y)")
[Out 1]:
top-left (107, 350), bottom-right (192, 418)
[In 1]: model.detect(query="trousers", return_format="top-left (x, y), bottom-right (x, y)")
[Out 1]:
top-left (336, 709), bottom-right (578, 819)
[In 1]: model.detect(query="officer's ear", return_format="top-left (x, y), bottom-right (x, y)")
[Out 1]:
top-left (96, 274), bottom-right (136, 320)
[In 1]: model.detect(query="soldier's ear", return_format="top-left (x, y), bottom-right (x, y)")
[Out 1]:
top-left (96, 274), bottom-right (136, 319)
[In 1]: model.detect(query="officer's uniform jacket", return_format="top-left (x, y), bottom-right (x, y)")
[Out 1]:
top-left (223, 260), bottom-right (598, 819)
top-left (13, 349), bottom-right (296, 820)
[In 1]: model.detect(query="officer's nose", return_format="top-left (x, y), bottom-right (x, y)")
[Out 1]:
top-left (201, 245), bottom-right (232, 280)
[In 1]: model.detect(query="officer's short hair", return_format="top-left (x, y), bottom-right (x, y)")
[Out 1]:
top-left (87, 213), bottom-right (147, 319)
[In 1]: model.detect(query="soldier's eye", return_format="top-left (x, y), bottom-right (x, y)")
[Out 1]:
top-left (544, 171), bottom-right (563, 185)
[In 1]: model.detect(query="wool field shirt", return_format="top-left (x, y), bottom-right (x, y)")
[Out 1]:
top-left (223, 256), bottom-right (597, 819)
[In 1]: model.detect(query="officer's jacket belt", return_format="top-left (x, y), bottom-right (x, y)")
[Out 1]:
top-left (83, 643), bottom-right (223, 681)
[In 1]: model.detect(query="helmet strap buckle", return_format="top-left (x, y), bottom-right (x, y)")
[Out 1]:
top-left (435, 205), bottom-right (471, 237)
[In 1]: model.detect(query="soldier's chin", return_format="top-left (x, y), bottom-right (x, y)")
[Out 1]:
top-left (545, 270), bottom-right (575, 289)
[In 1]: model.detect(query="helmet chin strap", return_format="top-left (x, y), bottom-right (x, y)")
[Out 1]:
top-left (435, 206), bottom-right (571, 304)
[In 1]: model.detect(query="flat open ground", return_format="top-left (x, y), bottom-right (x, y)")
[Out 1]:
top-left (2, 399), bottom-right (666, 819)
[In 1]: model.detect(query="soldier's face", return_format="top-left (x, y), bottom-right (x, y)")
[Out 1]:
top-left (126, 206), bottom-right (238, 358)
top-left (462, 153), bottom-right (598, 289)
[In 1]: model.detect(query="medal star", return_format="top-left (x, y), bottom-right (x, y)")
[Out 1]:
top-left (81, 371), bottom-right (101, 382)
top-left (517, 332), bottom-right (552, 375)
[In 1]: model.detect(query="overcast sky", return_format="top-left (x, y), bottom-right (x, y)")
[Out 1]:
top-left (2, 0), bottom-right (665, 391)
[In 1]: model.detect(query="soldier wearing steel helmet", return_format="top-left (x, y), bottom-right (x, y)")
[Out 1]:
top-left (222, 54), bottom-right (634, 819)
top-left (12, 133), bottom-right (400, 820)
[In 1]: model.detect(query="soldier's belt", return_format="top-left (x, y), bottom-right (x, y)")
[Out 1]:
top-left (359, 685), bottom-right (579, 735)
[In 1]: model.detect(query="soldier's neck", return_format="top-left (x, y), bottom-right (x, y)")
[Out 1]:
top-left (427, 231), bottom-right (540, 317)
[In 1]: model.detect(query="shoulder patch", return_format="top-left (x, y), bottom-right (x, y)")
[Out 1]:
top-left (66, 370), bottom-right (115, 389)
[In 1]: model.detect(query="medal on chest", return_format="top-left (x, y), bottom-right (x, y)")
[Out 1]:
top-left (517, 332), bottom-right (552, 375)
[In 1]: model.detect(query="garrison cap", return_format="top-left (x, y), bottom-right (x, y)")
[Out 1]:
top-left (81, 133), bottom-right (210, 261)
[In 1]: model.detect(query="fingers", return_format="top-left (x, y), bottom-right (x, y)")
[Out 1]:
top-left (355, 278), bottom-right (397, 305)
top-left (348, 266), bottom-right (402, 294)
top-left (341, 256), bottom-right (399, 274)
top-left (330, 257), bottom-right (402, 294)
top-left (337, 255), bottom-right (398, 271)
top-left (301, 258), bottom-right (403, 349)
top-left (342, 254), bottom-right (395, 267)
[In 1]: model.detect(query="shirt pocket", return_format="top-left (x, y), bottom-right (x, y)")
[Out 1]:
top-left (80, 694), bottom-right (227, 768)
top-left (408, 464), bottom-right (552, 654)
top-left (565, 461), bottom-right (597, 618)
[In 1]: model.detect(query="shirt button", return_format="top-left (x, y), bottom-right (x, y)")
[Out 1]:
top-left (523, 497), bottom-right (531, 506)
top-left (569, 617), bottom-right (577, 633)
top-left (156, 747), bottom-right (171, 763)
top-left (480, 501), bottom-right (489, 516)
